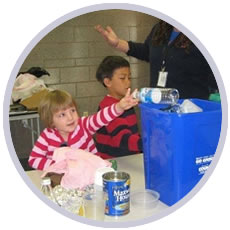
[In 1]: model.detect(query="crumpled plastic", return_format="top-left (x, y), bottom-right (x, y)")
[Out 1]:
top-left (180, 99), bottom-right (203, 113)
top-left (12, 73), bottom-right (47, 102)
top-left (42, 147), bottom-right (112, 190)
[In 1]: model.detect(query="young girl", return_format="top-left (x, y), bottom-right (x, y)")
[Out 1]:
top-left (28, 89), bottom-right (138, 170)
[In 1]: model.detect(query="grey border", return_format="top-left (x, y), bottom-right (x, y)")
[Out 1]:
top-left (3, 3), bottom-right (228, 228)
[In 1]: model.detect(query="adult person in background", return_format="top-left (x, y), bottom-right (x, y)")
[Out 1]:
top-left (95, 20), bottom-right (218, 99)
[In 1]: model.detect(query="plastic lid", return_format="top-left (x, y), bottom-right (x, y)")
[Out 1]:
top-left (41, 177), bottom-right (51, 185)
top-left (151, 88), bottom-right (162, 103)
top-left (131, 189), bottom-right (160, 209)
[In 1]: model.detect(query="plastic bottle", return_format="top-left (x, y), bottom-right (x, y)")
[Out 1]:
top-left (133, 88), bottom-right (179, 105)
top-left (40, 177), bottom-right (57, 203)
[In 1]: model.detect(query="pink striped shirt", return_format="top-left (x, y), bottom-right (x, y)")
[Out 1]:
top-left (28, 103), bottom-right (121, 170)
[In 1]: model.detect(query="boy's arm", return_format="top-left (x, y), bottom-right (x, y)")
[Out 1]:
top-left (109, 128), bottom-right (142, 153)
top-left (28, 131), bottom-right (55, 170)
top-left (97, 111), bottom-right (142, 153)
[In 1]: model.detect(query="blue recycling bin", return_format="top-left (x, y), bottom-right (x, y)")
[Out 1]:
top-left (139, 99), bottom-right (222, 206)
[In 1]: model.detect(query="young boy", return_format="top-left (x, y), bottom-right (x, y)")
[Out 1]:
top-left (95, 56), bottom-right (142, 159)
top-left (28, 89), bottom-right (138, 170)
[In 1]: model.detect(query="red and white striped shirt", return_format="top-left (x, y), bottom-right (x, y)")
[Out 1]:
top-left (28, 103), bottom-right (121, 170)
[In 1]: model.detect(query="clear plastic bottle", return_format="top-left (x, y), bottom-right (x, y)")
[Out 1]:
top-left (134, 88), bottom-right (179, 105)
top-left (40, 177), bottom-right (57, 203)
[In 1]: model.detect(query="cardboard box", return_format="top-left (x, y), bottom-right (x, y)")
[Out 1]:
top-left (20, 89), bottom-right (49, 110)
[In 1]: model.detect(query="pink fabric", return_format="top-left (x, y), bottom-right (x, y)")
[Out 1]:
top-left (42, 147), bottom-right (112, 189)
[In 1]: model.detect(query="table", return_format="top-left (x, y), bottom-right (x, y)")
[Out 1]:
top-left (26, 154), bottom-right (168, 222)
top-left (9, 111), bottom-right (40, 146)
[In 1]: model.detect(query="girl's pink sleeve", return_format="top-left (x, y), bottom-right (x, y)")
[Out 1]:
top-left (82, 103), bottom-right (123, 135)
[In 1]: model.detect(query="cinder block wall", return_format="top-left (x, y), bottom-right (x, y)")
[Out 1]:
top-left (12, 10), bottom-right (159, 159)
top-left (19, 10), bottom-right (159, 115)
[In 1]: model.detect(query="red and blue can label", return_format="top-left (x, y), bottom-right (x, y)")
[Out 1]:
top-left (103, 171), bottom-right (130, 216)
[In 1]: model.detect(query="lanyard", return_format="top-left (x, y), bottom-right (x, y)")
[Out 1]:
top-left (160, 46), bottom-right (168, 72)
top-left (157, 46), bottom-right (169, 87)
top-left (160, 32), bottom-right (180, 71)
top-left (157, 33), bottom-right (180, 88)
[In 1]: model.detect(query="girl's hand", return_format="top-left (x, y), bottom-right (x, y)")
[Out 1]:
top-left (116, 88), bottom-right (139, 113)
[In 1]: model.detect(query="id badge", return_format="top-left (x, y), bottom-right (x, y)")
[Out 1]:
top-left (157, 71), bottom-right (168, 87)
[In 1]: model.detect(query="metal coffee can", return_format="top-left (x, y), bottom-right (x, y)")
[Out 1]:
top-left (103, 171), bottom-right (130, 216)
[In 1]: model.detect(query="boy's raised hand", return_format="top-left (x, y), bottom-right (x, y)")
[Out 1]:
top-left (116, 88), bottom-right (139, 113)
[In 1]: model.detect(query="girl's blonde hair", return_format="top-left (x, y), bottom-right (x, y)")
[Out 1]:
top-left (38, 90), bottom-right (77, 128)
